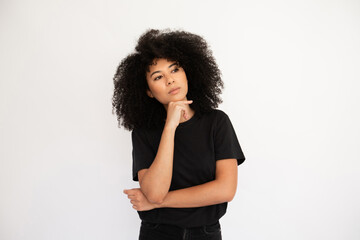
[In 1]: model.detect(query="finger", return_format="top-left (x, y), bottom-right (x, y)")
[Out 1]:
top-left (182, 109), bottom-right (188, 120)
top-left (176, 102), bottom-right (193, 109)
top-left (170, 100), bottom-right (193, 107)
top-left (178, 107), bottom-right (192, 119)
top-left (174, 105), bottom-right (187, 112)
top-left (170, 100), bottom-right (193, 104)
top-left (178, 100), bottom-right (193, 106)
top-left (171, 105), bottom-right (186, 117)
top-left (123, 189), bottom-right (134, 194)
top-left (179, 108), bottom-right (191, 120)
top-left (126, 192), bottom-right (136, 196)
top-left (124, 189), bottom-right (136, 195)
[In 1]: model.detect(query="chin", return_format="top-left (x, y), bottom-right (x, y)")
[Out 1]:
top-left (161, 93), bottom-right (187, 104)
top-left (172, 95), bottom-right (187, 102)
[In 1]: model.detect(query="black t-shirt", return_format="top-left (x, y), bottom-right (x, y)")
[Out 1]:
top-left (131, 109), bottom-right (246, 228)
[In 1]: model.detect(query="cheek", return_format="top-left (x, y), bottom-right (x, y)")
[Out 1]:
top-left (180, 72), bottom-right (188, 83)
top-left (148, 83), bottom-right (167, 99)
top-left (147, 80), bottom-right (157, 92)
top-left (151, 84), bottom-right (165, 93)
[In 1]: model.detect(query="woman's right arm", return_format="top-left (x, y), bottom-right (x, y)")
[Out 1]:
top-left (137, 124), bottom-right (176, 204)
top-left (137, 100), bottom-right (192, 204)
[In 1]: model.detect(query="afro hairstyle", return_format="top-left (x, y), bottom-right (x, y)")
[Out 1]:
top-left (112, 28), bottom-right (224, 131)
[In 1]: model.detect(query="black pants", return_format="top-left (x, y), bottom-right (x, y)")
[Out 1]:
top-left (139, 220), bottom-right (222, 240)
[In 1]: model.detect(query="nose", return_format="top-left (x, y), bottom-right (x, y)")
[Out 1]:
top-left (166, 76), bottom-right (175, 85)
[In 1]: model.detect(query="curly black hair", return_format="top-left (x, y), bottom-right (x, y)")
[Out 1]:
top-left (112, 28), bottom-right (224, 131)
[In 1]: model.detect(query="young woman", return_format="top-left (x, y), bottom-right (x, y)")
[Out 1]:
top-left (112, 28), bottom-right (246, 240)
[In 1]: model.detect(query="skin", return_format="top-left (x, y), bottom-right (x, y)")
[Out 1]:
top-left (146, 58), bottom-right (195, 125)
top-left (123, 58), bottom-right (238, 210)
top-left (125, 159), bottom-right (238, 211)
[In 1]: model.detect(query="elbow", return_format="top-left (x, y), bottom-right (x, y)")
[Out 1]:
top-left (223, 189), bottom-right (236, 202)
top-left (144, 192), bottom-right (166, 204)
top-left (147, 195), bottom-right (165, 204)
top-left (216, 179), bottom-right (237, 203)
top-left (139, 181), bottom-right (168, 204)
top-left (226, 193), bottom-right (235, 202)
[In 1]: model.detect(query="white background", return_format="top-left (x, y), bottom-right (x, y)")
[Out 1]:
top-left (0, 0), bottom-right (359, 239)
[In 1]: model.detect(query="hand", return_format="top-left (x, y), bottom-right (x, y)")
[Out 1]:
top-left (165, 100), bottom-right (193, 129)
top-left (123, 188), bottom-right (157, 211)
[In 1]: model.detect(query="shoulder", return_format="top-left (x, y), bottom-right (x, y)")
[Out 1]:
top-left (200, 108), bottom-right (228, 119)
top-left (210, 109), bottom-right (235, 131)
top-left (132, 125), bottom-right (163, 146)
top-left (198, 109), bottom-right (231, 128)
top-left (205, 108), bottom-right (230, 122)
top-left (214, 108), bottom-right (229, 117)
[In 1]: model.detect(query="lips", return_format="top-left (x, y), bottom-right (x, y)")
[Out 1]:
top-left (168, 87), bottom-right (180, 94)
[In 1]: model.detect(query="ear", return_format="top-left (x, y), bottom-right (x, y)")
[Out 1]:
top-left (146, 89), bottom-right (154, 98)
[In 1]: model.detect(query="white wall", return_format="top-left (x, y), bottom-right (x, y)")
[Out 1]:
top-left (0, 0), bottom-right (359, 239)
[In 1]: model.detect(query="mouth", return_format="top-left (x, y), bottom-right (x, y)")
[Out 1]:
top-left (168, 87), bottom-right (180, 94)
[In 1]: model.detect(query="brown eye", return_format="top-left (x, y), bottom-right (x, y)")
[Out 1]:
top-left (154, 75), bottom-right (162, 80)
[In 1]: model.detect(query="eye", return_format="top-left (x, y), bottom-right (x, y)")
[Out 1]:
top-left (154, 75), bottom-right (162, 80)
top-left (172, 68), bottom-right (179, 73)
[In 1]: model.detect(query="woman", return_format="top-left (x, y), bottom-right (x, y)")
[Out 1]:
top-left (112, 28), bottom-right (246, 240)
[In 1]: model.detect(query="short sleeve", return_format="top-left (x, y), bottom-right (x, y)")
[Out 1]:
top-left (214, 110), bottom-right (246, 165)
top-left (131, 128), bottom-right (156, 181)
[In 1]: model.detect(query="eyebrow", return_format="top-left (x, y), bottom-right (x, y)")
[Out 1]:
top-left (150, 63), bottom-right (178, 77)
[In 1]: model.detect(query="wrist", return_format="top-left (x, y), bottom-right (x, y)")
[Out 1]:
top-left (152, 194), bottom-right (169, 208)
top-left (164, 123), bottom-right (177, 132)
top-left (152, 201), bottom-right (164, 208)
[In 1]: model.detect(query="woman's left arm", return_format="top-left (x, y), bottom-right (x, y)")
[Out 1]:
top-left (124, 159), bottom-right (238, 210)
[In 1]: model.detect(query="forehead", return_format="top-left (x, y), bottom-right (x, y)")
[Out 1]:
top-left (147, 58), bottom-right (177, 72)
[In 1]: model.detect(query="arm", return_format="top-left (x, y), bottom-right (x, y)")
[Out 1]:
top-left (158, 158), bottom-right (238, 208)
top-left (136, 100), bottom-right (193, 204)
top-left (137, 125), bottom-right (176, 204)
top-left (125, 159), bottom-right (238, 210)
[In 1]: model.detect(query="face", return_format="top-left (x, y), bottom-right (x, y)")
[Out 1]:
top-left (146, 58), bottom-right (189, 108)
